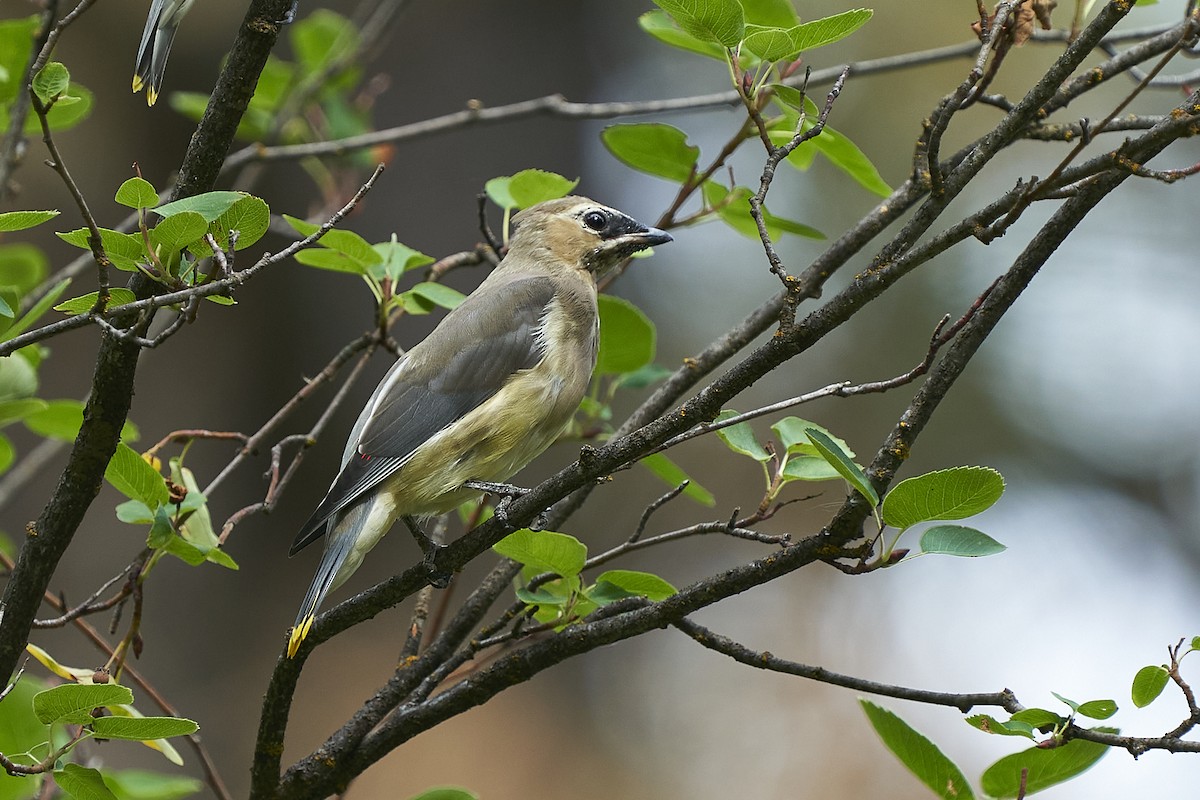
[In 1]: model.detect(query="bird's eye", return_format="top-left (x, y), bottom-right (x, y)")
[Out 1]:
top-left (582, 210), bottom-right (608, 231)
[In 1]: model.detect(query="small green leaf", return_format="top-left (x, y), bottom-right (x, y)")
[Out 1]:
top-left (0, 432), bottom-right (14, 475)
top-left (407, 788), bottom-right (480, 800)
top-left (0, 399), bottom-right (48, 425)
top-left (596, 294), bottom-right (655, 375)
top-left (980, 730), bottom-right (1114, 798)
top-left (371, 239), bottom-right (433, 281)
top-left (1011, 708), bottom-right (1064, 730)
top-left (714, 410), bottom-right (770, 462)
top-left (508, 169), bottom-right (579, 208)
top-left (640, 452), bottom-right (716, 506)
top-left (0, 242), bottom-right (49, 292)
top-left (493, 529), bottom-right (587, 577)
top-left (114, 178), bottom-right (159, 210)
top-left (33, 683), bottom-right (134, 724)
top-left (772, 417), bottom-right (854, 455)
top-left (615, 363), bottom-right (673, 390)
top-left (116, 499), bottom-right (156, 525)
top-left (1132, 665), bottom-right (1170, 708)
top-left (780, 456), bottom-right (841, 482)
top-left (966, 714), bottom-right (1036, 739)
top-left (2, 277), bottom-right (71, 342)
top-left (104, 442), bottom-right (168, 507)
top-left (282, 214), bottom-right (380, 266)
top-left (860, 700), bottom-right (974, 800)
top-left (290, 9), bottom-right (359, 74)
top-left (28, 82), bottom-right (93, 133)
top-left (653, 0), bottom-right (744, 46)
top-left (638, 10), bottom-right (726, 60)
top-left (154, 191), bottom-right (245, 222)
top-left (293, 248), bottom-right (366, 274)
top-left (101, 769), bottom-right (203, 800)
top-left (787, 8), bottom-right (873, 52)
top-left (806, 428), bottom-right (878, 506)
top-left (918, 525), bottom-right (1006, 557)
top-left (882, 466), bottom-right (1005, 530)
top-left (149, 211), bottom-right (209, 253)
top-left (743, 24), bottom-right (800, 61)
top-left (0, 210), bottom-right (59, 232)
top-left (54, 288), bottom-right (137, 315)
top-left (53, 764), bottom-right (119, 800)
top-left (192, 194), bottom-right (270, 255)
top-left (406, 282), bottom-right (466, 311)
top-left (602, 123), bottom-right (700, 184)
top-left (56, 228), bottom-right (145, 271)
top-left (594, 569), bottom-right (677, 601)
top-left (1052, 692), bottom-right (1080, 713)
top-left (1077, 699), bottom-right (1118, 720)
top-left (32, 62), bottom-right (69, 104)
top-left (91, 716), bottom-right (198, 741)
top-left (515, 585), bottom-right (570, 606)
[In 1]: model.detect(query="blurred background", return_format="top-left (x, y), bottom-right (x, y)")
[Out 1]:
top-left (3, 0), bottom-right (1200, 797)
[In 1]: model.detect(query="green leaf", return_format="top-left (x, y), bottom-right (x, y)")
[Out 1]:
top-left (654, 0), bottom-right (744, 46)
top-left (595, 294), bottom-right (655, 375)
top-left (408, 788), bottom-right (480, 800)
top-left (743, 24), bottom-right (800, 61)
top-left (149, 211), bottom-right (208, 253)
top-left (0, 672), bottom-right (50, 800)
top-left (493, 529), bottom-right (587, 577)
top-left (91, 716), bottom-right (198, 741)
top-left (54, 288), bottom-right (137, 316)
top-left (980, 730), bottom-right (1114, 798)
top-left (639, 452), bottom-right (716, 506)
top-left (594, 569), bottom-right (677, 601)
top-left (23, 399), bottom-right (136, 442)
top-left (918, 525), bottom-right (1006, 558)
top-left (739, 0), bottom-right (799, 27)
top-left (882, 466), bottom-right (1005, 530)
top-left (714, 410), bottom-right (770, 462)
top-left (0, 243), bottom-right (49, 294)
top-left (104, 442), bottom-right (168, 507)
top-left (602, 123), bottom-right (700, 184)
top-left (169, 459), bottom-right (238, 569)
top-left (194, 194), bottom-right (271, 255)
top-left (780, 456), bottom-right (841, 482)
top-left (0, 432), bottom-right (13, 475)
top-left (53, 765), bottom-right (118, 800)
top-left (1132, 665), bottom-right (1170, 708)
top-left (370, 239), bottom-right (433, 282)
top-left (116, 499), bottom-right (155, 524)
top-left (33, 683), bottom-right (134, 724)
top-left (290, 9), bottom-right (359, 74)
top-left (638, 10), bottom-right (727, 60)
top-left (25, 82), bottom-right (93, 133)
top-left (615, 363), bottom-right (673, 390)
top-left (1051, 692), bottom-right (1080, 713)
top-left (0, 399), bottom-right (47, 425)
top-left (2, 278), bottom-right (70, 342)
top-left (787, 8), bottom-right (873, 51)
top-left (860, 700), bottom-right (974, 800)
top-left (805, 428), bottom-right (878, 506)
top-left (154, 191), bottom-right (245, 222)
top-left (101, 769), bottom-right (203, 800)
top-left (1077, 699), bottom-right (1117, 720)
top-left (282, 215), bottom-right (381, 266)
top-left (772, 417), bottom-right (853, 456)
top-left (966, 714), bottom-right (1036, 739)
top-left (32, 62), bottom-right (69, 104)
top-left (0, 210), bottom-right (59, 232)
top-left (508, 169), bottom-right (579, 208)
top-left (515, 585), bottom-right (570, 606)
top-left (783, 121), bottom-right (892, 197)
top-left (293, 248), bottom-right (366, 274)
top-left (55, 228), bottom-right (145, 272)
top-left (1011, 708), bottom-right (1064, 730)
top-left (406, 282), bottom-right (466, 311)
top-left (105, 705), bottom-right (185, 765)
top-left (114, 178), bottom-right (159, 210)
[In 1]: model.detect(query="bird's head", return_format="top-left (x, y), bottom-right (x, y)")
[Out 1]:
top-left (509, 196), bottom-right (672, 275)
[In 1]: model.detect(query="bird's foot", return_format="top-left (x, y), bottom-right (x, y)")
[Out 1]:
top-left (421, 543), bottom-right (452, 589)
top-left (278, 0), bottom-right (299, 25)
top-left (464, 479), bottom-right (549, 531)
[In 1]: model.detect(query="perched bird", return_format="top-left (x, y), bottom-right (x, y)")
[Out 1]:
top-left (132, 0), bottom-right (196, 106)
top-left (286, 197), bottom-right (671, 657)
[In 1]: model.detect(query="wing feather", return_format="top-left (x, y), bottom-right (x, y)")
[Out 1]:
top-left (289, 277), bottom-right (555, 554)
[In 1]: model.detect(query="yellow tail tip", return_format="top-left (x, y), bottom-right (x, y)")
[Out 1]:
top-left (131, 75), bottom-right (144, 93)
top-left (287, 616), bottom-right (314, 659)
top-left (145, 87), bottom-right (159, 107)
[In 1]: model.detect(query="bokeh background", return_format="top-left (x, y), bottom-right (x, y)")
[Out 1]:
top-left (3, 0), bottom-right (1199, 797)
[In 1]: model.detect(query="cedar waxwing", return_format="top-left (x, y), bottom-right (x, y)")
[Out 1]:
top-left (286, 197), bottom-right (672, 657)
top-left (132, 0), bottom-right (196, 106)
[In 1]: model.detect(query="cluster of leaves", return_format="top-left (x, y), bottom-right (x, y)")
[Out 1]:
top-left (604, 0), bottom-right (888, 235)
top-left (0, 211), bottom-right (140, 503)
top-left (0, 19), bottom-right (93, 134)
top-left (493, 528), bottom-right (677, 627)
top-left (171, 10), bottom-right (381, 174)
top-left (0, 665), bottom-right (200, 800)
top-left (717, 413), bottom-right (1007, 561)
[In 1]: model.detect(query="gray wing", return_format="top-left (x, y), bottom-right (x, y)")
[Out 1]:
top-left (289, 277), bottom-right (555, 554)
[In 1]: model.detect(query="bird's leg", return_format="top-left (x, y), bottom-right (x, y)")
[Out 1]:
top-left (462, 479), bottom-right (550, 532)
top-left (279, 0), bottom-right (300, 25)
top-left (402, 515), bottom-right (451, 588)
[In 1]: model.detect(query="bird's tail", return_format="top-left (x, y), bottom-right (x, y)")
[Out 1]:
top-left (287, 500), bottom-right (372, 658)
top-left (132, 0), bottom-right (194, 106)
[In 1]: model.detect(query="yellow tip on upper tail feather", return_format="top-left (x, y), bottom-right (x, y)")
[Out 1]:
top-left (131, 75), bottom-right (144, 93)
top-left (287, 615), bottom-right (314, 658)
